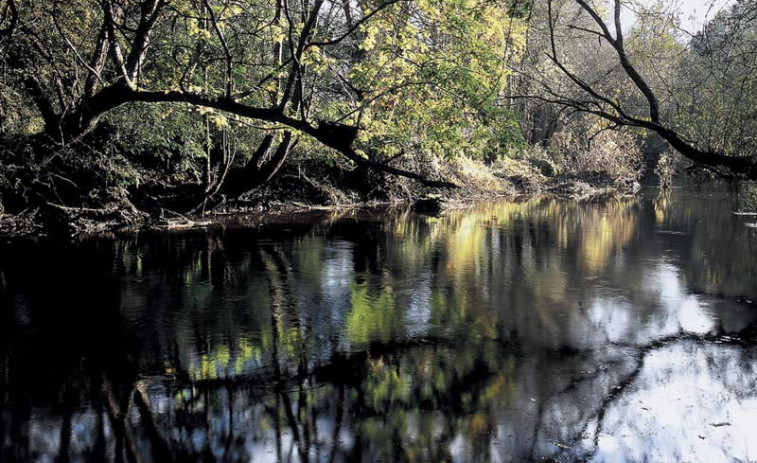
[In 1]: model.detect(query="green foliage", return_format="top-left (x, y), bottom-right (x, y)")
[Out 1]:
top-left (108, 104), bottom-right (207, 182)
top-left (2, 0), bottom-right (753, 215)
top-left (0, 0), bottom-right (536, 212)
top-left (347, 0), bottom-right (527, 162)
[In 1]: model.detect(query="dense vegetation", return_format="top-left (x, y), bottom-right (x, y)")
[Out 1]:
top-left (0, 0), bottom-right (755, 230)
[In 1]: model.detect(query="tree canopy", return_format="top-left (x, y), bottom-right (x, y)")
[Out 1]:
top-left (0, 0), bottom-right (755, 225)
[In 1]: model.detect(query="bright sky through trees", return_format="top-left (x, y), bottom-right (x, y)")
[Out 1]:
top-left (620, 0), bottom-right (736, 34)
top-left (678, 0), bottom-right (736, 30)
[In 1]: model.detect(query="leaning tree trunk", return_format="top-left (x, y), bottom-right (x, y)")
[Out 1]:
top-left (221, 131), bottom-right (295, 197)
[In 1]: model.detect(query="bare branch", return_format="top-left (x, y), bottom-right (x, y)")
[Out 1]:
top-left (306, 0), bottom-right (408, 49)
top-left (0, 0), bottom-right (18, 38)
top-left (202, 0), bottom-right (234, 98)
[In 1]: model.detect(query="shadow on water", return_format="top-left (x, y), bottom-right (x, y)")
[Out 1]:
top-left (1, 185), bottom-right (757, 462)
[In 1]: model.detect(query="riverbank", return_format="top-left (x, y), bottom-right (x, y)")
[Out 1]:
top-left (0, 156), bottom-right (641, 238)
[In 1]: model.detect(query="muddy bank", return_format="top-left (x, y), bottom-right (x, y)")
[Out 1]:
top-left (0, 162), bottom-right (640, 238)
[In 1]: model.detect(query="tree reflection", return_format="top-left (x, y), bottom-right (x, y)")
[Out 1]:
top-left (1, 188), bottom-right (756, 462)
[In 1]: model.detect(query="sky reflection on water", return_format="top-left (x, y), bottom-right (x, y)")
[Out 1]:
top-left (1, 186), bottom-right (757, 462)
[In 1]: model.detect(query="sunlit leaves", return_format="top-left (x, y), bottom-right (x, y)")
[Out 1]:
top-left (345, 0), bottom-right (528, 161)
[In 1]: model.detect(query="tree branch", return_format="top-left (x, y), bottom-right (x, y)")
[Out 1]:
top-left (0, 0), bottom-right (17, 38)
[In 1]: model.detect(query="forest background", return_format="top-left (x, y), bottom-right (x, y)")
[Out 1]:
top-left (0, 0), bottom-right (755, 232)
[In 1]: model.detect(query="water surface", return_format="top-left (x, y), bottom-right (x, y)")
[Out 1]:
top-left (1, 187), bottom-right (756, 462)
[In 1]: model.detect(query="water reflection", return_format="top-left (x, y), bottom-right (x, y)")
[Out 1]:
top-left (1, 187), bottom-right (756, 462)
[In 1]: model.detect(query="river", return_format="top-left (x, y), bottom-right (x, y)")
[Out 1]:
top-left (1, 186), bottom-right (756, 462)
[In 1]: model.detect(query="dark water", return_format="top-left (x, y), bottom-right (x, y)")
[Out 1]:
top-left (1, 187), bottom-right (757, 463)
